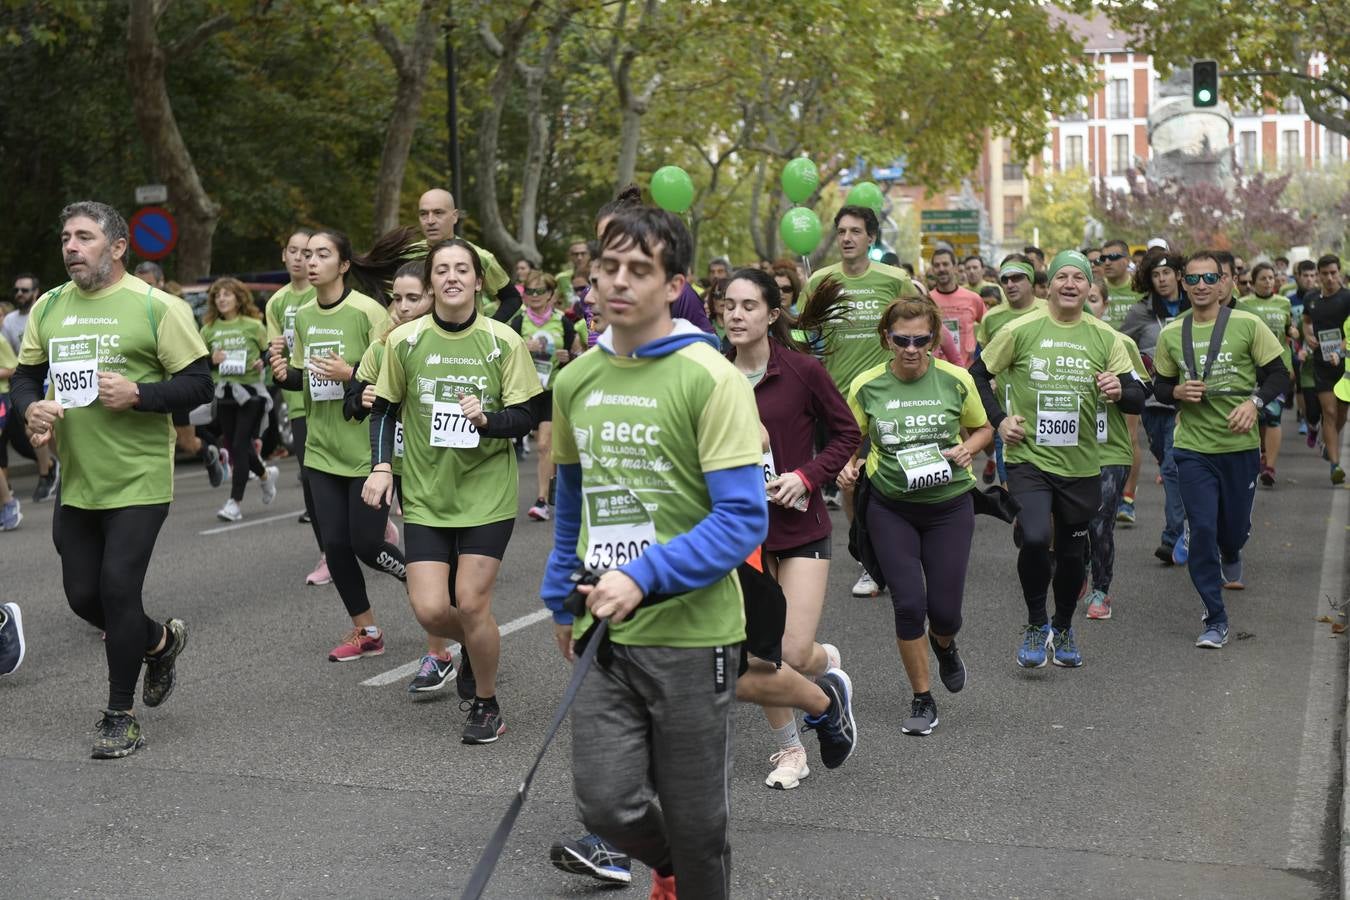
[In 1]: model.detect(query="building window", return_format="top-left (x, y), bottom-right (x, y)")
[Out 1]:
top-left (1110, 134), bottom-right (1130, 175)
top-left (1329, 133), bottom-right (1344, 163)
top-left (1238, 131), bottom-right (1258, 168)
top-left (1062, 96), bottom-right (1088, 123)
top-left (1001, 141), bottom-right (1024, 181)
top-left (1003, 196), bottom-right (1023, 240)
top-left (1108, 79), bottom-right (1130, 119)
top-left (1064, 135), bottom-right (1084, 170)
top-left (1281, 129), bottom-right (1300, 164)
top-left (1282, 95), bottom-right (1302, 114)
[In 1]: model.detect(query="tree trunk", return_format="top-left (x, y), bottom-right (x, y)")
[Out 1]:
top-left (371, 0), bottom-right (439, 240)
top-left (608, 0), bottom-right (662, 190)
top-left (125, 0), bottom-right (221, 281)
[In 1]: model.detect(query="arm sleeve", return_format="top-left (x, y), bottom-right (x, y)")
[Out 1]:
top-left (491, 285), bottom-right (522, 323)
top-left (620, 463), bottom-right (769, 598)
top-left (799, 362), bottom-right (861, 488)
top-left (369, 397), bottom-right (399, 466)
top-left (136, 357), bottom-right (214, 414)
top-left (1153, 373), bottom-right (1178, 404)
top-left (10, 362), bottom-right (48, 422)
top-left (344, 377), bottom-right (371, 421)
top-left (969, 357), bottom-right (1006, 430)
top-left (1255, 357), bottom-right (1291, 405)
top-left (478, 403), bottom-right (535, 438)
top-left (1115, 372), bottom-right (1146, 415)
top-left (540, 462), bottom-right (584, 624)
top-left (278, 366), bottom-right (305, 391)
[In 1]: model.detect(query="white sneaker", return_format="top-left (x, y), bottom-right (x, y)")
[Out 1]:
top-left (765, 745), bottom-right (810, 790)
top-left (851, 569), bottom-right (880, 597)
top-left (822, 642), bottom-right (842, 671)
top-left (216, 499), bottom-right (243, 522)
top-left (260, 466), bottom-right (279, 505)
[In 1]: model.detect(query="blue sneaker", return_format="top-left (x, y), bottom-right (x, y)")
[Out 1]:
top-left (1115, 499), bottom-right (1135, 525)
top-left (0, 498), bottom-right (20, 532)
top-left (0, 602), bottom-right (25, 676)
top-left (549, 833), bottom-right (632, 884)
top-left (1196, 624), bottom-right (1229, 648)
top-left (1221, 553), bottom-right (1243, 590)
top-left (1172, 527), bottom-right (1190, 566)
top-left (1051, 627), bottom-right (1084, 667)
top-left (1016, 624), bottom-right (1051, 668)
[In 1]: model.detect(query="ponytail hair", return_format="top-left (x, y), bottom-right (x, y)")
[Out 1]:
top-left (595, 183), bottom-right (644, 227)
top-left (792, 276), bottom-right (851, 355)
top-left (312, 225), bottom-right (423, 305)
top-left (727, 267), bottom-right (810, 354)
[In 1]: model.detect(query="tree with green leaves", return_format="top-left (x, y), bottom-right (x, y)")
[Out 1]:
top-left (1015, 168), bottom-right (1093, 255)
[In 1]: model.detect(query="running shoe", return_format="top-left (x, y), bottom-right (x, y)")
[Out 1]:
top-left (461, 698), bottom-right (506, 744)
top-left (1084, 589), bottom-right (1111, 620)
top-left (142, 618), bottom-right (187, 707)
top-left (0, 498), bottom-right (21, 531)
top-left (982, 459), bottom-right (996, 484)
top-left (298, 510), bottom-right (312, 524)
top-left (1196, 623), bottom-right (1229, 649)
top-left (305, 555), bottom-right (332, 586)
top-left (802, 667), bottom-right (856, 768)
top-left (1221, 554), bottom-right (1244, 590)
top-left (851, 569), bottom-right (881, 598)
top-left (549, 833), bottom-right (633, 884)
top-left (1016, 623), bottom-right (1051, 668)
top-left (764, 745), bottom-right (810, 790)
top-left (649, 871), bottom-right (677, 900)
top-left (384, 517), bottom-right (399, 546)
top-left (0, 602), bottom-right (25, 676)
top-left (822, 642), bottom-right (842, 671)
top-left (1154, 544), bottom-right (1175, 565)
top-left (900, 695), bottom-right (939, 736)
top-left (32, 461), bottom-right (58, 503)
top-left (1115, 499), bottom-right (1136, 525)
top-left (1051, 626), bottom-right (1084, 667)
top-left (219, 447), bottom-right (232, 482)
top-left (328, 628), bottom-right (384, 662)
top-left (1307, 425), bottom-right (1320, 448)
top-left (1333, 464), bottom-right (1346, 486)
top-left (456, 648), bottom-right (476, 701)
top-left (1298, 419), bottom-right (1307, 436)
top-left (1172, 528), bottom-right (1190, 566)
top-left (1259, 465), bottom-right (1276, 487)
top-left (216, 498), bottom-right (242, 522)
top-left (928, 632), bottom-right (966, 693)
top-left (260, 465), bottom-right (279, 505)
top-left (91, 709), bottom-right (144, 759)
top-left (204, 445), bottom-right (225, 488)
top-left (407, 654), bottom-right (455, 694)
top-left (527, 499), bottom-right (550, 521)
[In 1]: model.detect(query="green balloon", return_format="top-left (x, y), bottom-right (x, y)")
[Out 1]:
top-left (650, 165), bottom-right (694, 213)
top-left (779, 207), bottom-right (822, 256)
top-left (845, 181), bottom-right (884, 214)
top-left (780, 157), bottom-right (819, 204)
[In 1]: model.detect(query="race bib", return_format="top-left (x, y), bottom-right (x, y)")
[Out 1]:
top-left (48, 335), bottom-right (99, 409)
top-left (1095, 399), bottom-right (1108, 444)
top-left (429, 380), bottom-right (480, 449)
top-left (1319, 328), bottom-right (1344, 363)
top-left (762, 448), bottom-right (777, 484)
top-left (1036, 391), bottom-right (1079, 447)
top-left (306, 342), bottom-right (344, 401)
top-left (583, 485), bottom-right (656, 572)
top-left (943, 317), bottom-right (961, 353)
top-left (393, 421), bottom-right (404, 458)
top-left (895, 443), bottom-right (952, 492)
top-left (219, 349), bottom-right (248, 376)
top-left (282, 327), bottom-right (296, 355)
top-left (533, 357), bottom-right (552, 389)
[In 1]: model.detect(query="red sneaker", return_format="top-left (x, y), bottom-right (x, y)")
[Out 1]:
top-left (648, 871), bottom-right (677, 900)
top-left (329, 628), bottom-right (384, 662)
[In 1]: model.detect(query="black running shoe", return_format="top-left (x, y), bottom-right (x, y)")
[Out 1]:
top-left (92, 709), bottom-right (144, 759)
top-left (204, 445), bottom-right (225, 488)
top-left (456, 648), bottom-right (476, 701)
top-left (142, 618), bottom-right (187, 708)
top-left (928, 632), bottom-right (966, 693)
top-left (0, 602), bottom-right (25, 676)
top-left (1153, 544), bottom-right (1175, 565)
top-left (901, 695), bottom-right (939, 736)
top-left (461, 698), bottom-right (505, 744)
top-left (802, 668), bottom-right (857, 768)
top-left (407, 654), bottom-right (455, 694)
top-left (32, 462), bottom-right (58, 503)
top-left (297, 510), bottom-right (312, 524)
top-left (549, 833), bottom-right (633, 884)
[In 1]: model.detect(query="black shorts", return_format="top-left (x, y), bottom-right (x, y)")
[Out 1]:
top-left (1005, 463), bottom-right (1100, 525)
top-left (767, 535), bottom-right (832, 561)
top-left (531, 390), bottom-right (553, 425)
top-left (738, 561), bottom-right (786, 672)
top-left (1314, 360), bottom-right (1345, 393)
top-left (404, 518), bottom-right (515, 564)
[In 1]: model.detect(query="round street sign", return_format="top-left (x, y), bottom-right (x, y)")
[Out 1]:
top-left (129, 206), bottom-right (178, 261)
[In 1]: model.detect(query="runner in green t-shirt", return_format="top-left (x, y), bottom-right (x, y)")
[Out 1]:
top-left (200, 277), bottom-right (278, 522)
top-left (974, 257), bottom-right (1046, 487)
top-left (416, 188), bottom-right (518, 320)
top-left (13, 201), bottom-right (213, 759)
top-left (837, 296), bottom-right (991, 736)
top-left (270, 229), bottom-right (407, 665)
top-left (971, 250), bottom-right (1145, 670)
top-left (1237, 262), bottom-right (1298, 486)
top-left (1099, 239), bottom-right (1143, 330)
top-left (1151, 251), bottom-right (1289, 649)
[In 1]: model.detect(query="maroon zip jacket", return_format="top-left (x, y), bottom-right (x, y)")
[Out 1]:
top-left (730, 340), bottom-right (861, 551)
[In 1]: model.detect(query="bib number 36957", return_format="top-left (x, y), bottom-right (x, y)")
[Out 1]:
top-left (49, 335), bottom-right (100, 409)
top-left (583, 485), bottom-right (656, 573)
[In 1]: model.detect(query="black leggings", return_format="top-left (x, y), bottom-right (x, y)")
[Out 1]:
top-left (57, 503), bottom-right (169, 710)
top-left (307, 468), bottom-right (405, 618)
top-left (864, 491), bottom-right (974, 640)
top-left (1014, 492), bottom-right (1089, 632)
top-left (218, 396), bottom-right (266, 502)
top-left (292, 417), bottom-right (322, 550)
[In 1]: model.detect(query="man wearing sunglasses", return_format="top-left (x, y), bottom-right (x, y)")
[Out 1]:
top-left (971, 250), bottom-right (1145, 669)
top-left (1152, 252), bottom-right (1289, 647)
top-left (2, 274), bottom-right (59, 503)
top-left (1301, 255), bottom-right (1350, 483)
top-left (1099, 239), bottom-right (1143, 331)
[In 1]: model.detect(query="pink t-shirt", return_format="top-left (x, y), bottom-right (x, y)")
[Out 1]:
top-left (931, 286), bottom-right (985, 367)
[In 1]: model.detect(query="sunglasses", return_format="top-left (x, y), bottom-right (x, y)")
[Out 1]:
top-left (1099, 252), bottom-right (1127, 262)
top-left (1183, 272), bottom-right (1222, 286)
top-left (998, 274), bottom-right (1027, 285)
top-left (889, 332), bottom-right (933, 349)
top-left (524, 287), bottom-right (551, 296)
top-left (13, 287), bottom-right (33, 294)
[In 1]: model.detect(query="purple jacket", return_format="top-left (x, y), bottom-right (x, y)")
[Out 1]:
top-left (674, 282), bottom-right (715, 333)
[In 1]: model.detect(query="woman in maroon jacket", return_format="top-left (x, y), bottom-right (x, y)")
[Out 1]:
top-left (724, 268), bottom-right (862, 790)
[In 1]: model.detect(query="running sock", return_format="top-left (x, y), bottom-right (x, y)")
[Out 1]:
top-left (771, 719), bottom-right (803, 751)
top-left (476, 695), bottom-right (499, 709)
top-left (1121, 493), bottom-right (1134, 504)
top-left (913, 691), bottom-right (933, 703)
top-left (148, 623), bottom-right (176, 658)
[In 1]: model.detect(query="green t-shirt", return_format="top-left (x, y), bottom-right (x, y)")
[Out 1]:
top-left (377, 314), bottom-right (540, 527)
top-left (552, 336), bottom-right (762, 648)
top-left (975, 297), bottom-right (1047, 347)
top-left (1099, 337), bottom-right (1148, 467)
top-left (848, 358), bottom-right (987, 504)
top-left (265, 282), bottom-right (316, 418)
top-left (518, 308), bottom-right (586, 390)
top-left (355, 336), bottom-right (405, 477)
top-left (979, 310), bottom-right (1135, 477)
top-left (0, 334), bottom-right (17, 392)
top-left (19, 274), bottom-right (208, 509)
top-left (200, 315), bottom-right (267, 385)
top-left (805, 262), bottom-right (919, 395)
top-left (1236, 293), bottom-right (1294, 371)
top-left (289, 290), bottom-right (389, 477)
top-left (1102, 280), bottom-right (1144, 331)
top-left (1153, 308), bottom-right (1284, 454)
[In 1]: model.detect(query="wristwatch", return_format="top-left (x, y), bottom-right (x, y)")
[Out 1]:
top-left (1249, 395), bottom-right (1264, 410)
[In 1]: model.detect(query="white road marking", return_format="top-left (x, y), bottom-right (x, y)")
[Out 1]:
top-left (361, 608), bottom-right (554, 686)
top-left (198, 509), bottom-right (306, 535)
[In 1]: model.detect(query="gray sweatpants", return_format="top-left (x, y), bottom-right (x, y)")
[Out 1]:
top-left (571, 642), bottom-right (739, 899)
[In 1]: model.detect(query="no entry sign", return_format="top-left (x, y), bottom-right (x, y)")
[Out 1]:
top-left (129, 206), bottom-right (178, 261)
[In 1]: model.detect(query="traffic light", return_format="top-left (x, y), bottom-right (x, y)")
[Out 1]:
top-left (1192, 59), bottom-right (1219, 107)
top-left (868, 245), bottom-right (885, 262)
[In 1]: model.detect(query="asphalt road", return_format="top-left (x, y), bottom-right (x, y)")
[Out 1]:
top-left (2, 419), bottom-right (1346, 899)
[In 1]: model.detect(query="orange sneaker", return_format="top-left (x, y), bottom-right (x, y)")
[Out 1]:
top-left (648, 871), bottom-right (677, 900)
